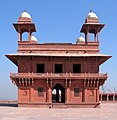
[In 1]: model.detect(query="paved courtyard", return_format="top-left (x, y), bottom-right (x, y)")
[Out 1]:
top-left (0, 103), bottom-right (117, 120)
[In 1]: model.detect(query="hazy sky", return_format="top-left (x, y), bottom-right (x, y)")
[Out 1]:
top-left (0, 0), bottom-right (117, 100)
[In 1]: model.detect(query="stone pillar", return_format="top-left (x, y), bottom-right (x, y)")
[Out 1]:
top-left (87, 26), bottom-right (90, 42)
top-left (113, 94), bottom-right (115, 102)
top-left (18, 88), bottom-right (21, 103)
top-left (48, 87), bottom-right (52, 103)
top-left (85, 33), bottom-right (87, 42)
top-left (30, 87), bottom-right (34, 102)
top-left (82, 87), bottom-right (85, 102)
top-left (97, 32), bottom-right (100, 42)
top-left (18, 28), bottom-right (22, 41)
top-left (47, 79), bottom-right (52, 103)
top-left (28, 28), bottom-right (31, 41)
top-left (82, 79), bottom-right (86, 102)
top-left (84, 88), bottom-right (87, 102)
top-left (94, 33), bottom-right (97, 42)
top-left (96, 89), bottom-right (99, 102)
top-left (86, 31), bottom-right (89, 42)
top-left (66, 87), bottom-right (70, 103)
top-left (107, 94), bottom-right (108, 101)
top-left (100, 93), bottom-right (102, 102)
top-left (18, 32), bottom-right (21, 41)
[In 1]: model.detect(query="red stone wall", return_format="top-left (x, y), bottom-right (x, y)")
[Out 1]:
top-left (84, 87), bottom-right (97, 102)
top-left (18, 58), bottom-right (30, 73)
top-left (18, 87), bottom-right (30, 103)
top-left (17, 56), bottom-right (99, 73)
top-left (34, 80), bottom-right (47, 102)
top-left (18, 42), bottom-right (99, 54)
top-left (69, 81), bottom-right (83, 103)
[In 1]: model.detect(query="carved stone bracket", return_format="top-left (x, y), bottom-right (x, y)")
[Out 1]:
top-left (18, 77), bottom-right (34, 86)
top-left (47, 78), bottom-right (52, 87)
top-left (84, 79), bottom-right (99, 87)
top-left (65, 79), bottom-right (71, 87)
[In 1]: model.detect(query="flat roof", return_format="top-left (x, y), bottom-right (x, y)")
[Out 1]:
top-left (6, 53), bottom-right (111, 66)
top-left (6, 53), bottom-right (111, 57)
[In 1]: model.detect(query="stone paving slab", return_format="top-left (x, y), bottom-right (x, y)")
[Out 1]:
top-left (0, 103), bottom-right (117, 120)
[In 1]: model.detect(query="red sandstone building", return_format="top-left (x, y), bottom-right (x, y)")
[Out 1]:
top-left (6, 11), bottom-right (111, 108)
top-left (100, 93), bottom-right (117, 102)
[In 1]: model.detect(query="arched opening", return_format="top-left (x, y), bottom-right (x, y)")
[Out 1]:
top-left (22, 32), bottom-right (29, 41)
top-left (52, 84), bottom-right (65, 103)
top-left (89, 33), bottom-right (94, 42)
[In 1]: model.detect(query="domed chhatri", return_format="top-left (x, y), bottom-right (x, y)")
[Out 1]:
top-left (81, 10), bottom-right (104, 42)
top-left (13, 11), bottom-right (36, 42)
top-left (85, 10), bottom-right (99, 23)
top-left (77, 35), bottom-right (85, 42)
top-left (20, 11), bottom-right (32, 19)
top-left (76, 35), bottom-right (85, 44)
top-left (31, 35), bottom-right (38, 41)
top-left (86, 10), bottom-right (98, 19)
top-left (18, 11), bottom-right (32, 23)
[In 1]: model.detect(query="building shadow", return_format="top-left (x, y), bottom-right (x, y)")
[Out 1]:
top-left (0, 103), bottom-right (18, 107)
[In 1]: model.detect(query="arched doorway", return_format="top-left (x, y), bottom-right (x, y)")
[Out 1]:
top-left (52, 84), bottom-right (65, 103)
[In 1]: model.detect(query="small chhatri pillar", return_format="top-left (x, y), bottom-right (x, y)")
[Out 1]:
top-left (80, 10), bottom-right (105, 43)
top-left (13, 10), bottom-right (37, 44)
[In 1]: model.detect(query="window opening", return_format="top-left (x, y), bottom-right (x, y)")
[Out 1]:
top-left (37, 64), bottom-right (45, 73)
top-left (73, 64), bottom-right (81, 73)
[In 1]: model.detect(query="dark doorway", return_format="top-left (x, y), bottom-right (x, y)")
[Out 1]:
top-left (115, 95), bottom-right (117, 101)
top-left (52, 84), bottom-right (65, 103)
top-left (102, 95), bottom-right (107, 101)
top-left (73, 64), bottom-right (81, 73)
top-left (37, 64), bottom-right (45, 73)
top-left (55, 64), bottom-right (63, 73)
top-left (108, 95), bottom-right (113, 101)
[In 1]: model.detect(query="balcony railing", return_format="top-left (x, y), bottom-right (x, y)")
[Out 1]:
top-left (10, 72), bottom-right (107, 80)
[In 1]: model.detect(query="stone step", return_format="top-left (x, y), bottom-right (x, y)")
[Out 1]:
top-left (52, 103), bottom-right (68, 108)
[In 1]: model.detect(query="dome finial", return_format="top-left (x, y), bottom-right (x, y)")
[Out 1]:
top-left (86, 10), bottom-right (98, 20)
top-left (24, 9), bottom-right (27, 12)
top-left (90, 9), bottom-right (92, 12)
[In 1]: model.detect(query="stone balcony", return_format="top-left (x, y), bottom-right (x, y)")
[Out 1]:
top-left (10, 72), bottom-right (107, 80)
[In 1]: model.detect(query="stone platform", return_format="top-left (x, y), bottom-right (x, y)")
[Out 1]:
top-left (0, 103), bottom-right (117, 120)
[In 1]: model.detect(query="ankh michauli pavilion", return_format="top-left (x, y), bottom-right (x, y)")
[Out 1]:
top-left (6, 10), bottom-right (111, 108)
